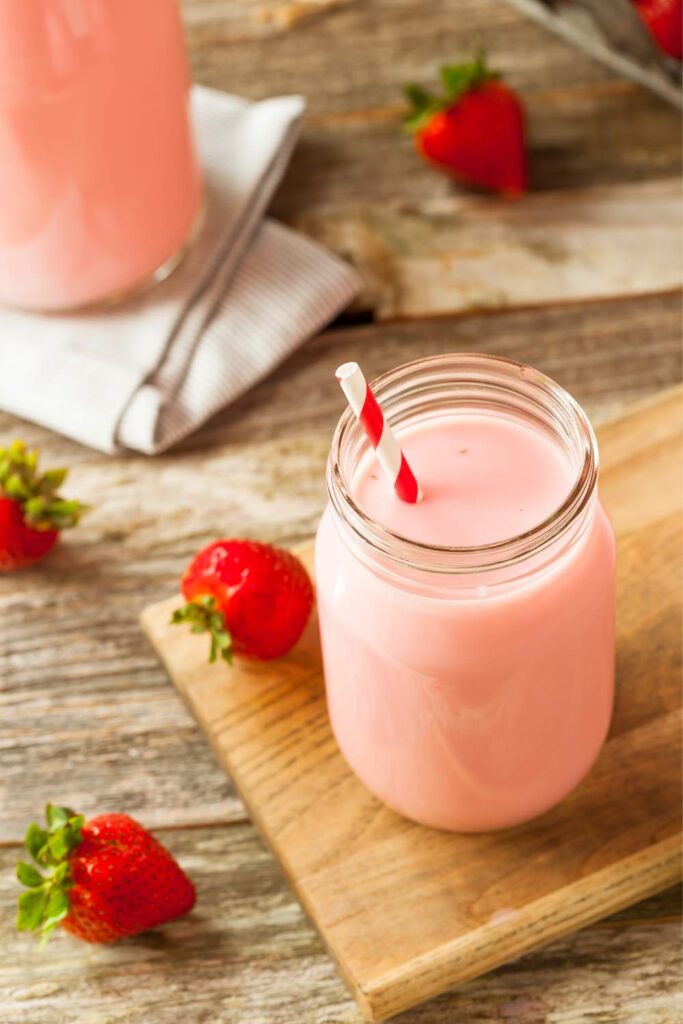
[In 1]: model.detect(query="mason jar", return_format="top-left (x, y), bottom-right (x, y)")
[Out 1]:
top-left (315, 354), bottom-right (616, 832)
top-left (0, 0), bottom-right (202, 311)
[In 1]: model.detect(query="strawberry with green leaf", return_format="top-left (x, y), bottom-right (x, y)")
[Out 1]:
top-left (404, 52), bottom-right (528, 196)
top-left (17, 805), bottom-right (196, 945)
top-left (0, 440), bottom-right (89, 571)
top-left (172, 539), bottom-right (314, 663)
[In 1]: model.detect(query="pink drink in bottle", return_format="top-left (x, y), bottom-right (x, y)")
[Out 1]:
top-left (0, 0), bottom-right (201, 310)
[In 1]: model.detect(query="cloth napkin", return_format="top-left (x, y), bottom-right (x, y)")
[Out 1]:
top-left (0, 87), bottom-right (360, 454)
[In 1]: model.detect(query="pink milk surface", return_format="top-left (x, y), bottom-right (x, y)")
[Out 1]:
top-left (0, 0), bottom-right (201, 310)
top-left (315, 412), bottom-right (616, 831)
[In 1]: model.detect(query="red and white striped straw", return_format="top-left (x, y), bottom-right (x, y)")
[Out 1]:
top-left (336, 361), bottom-right (422, 503)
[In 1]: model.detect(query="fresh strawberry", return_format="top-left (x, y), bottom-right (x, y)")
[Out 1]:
top-left (0, 440), bottom-right (88, 571)
top-left (404, 52), bottom-right (528, 195)
top-left (16, 805), bottom-right (196, 944)
top-left (172, 539), bottom-right (314, 662)
top-left (633, 0), bottom-right (682, 59)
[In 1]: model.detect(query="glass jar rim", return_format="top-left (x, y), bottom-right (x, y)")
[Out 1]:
top-left (326, 353), bottom-right (599, 575)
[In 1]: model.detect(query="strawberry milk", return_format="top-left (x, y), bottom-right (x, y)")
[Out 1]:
top-left (315, 354), bottom-right (615, 832)
top-left (0, 0), bottom-right (201, 310)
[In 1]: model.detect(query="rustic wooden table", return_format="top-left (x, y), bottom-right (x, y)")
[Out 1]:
top-left (1, 2), bottom-right (681, 1021)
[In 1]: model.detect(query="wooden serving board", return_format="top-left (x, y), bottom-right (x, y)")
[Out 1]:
top-left (141, 387), bottom-right (682, 1022)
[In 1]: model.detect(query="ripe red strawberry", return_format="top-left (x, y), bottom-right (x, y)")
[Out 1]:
top-left (404, 52), bottom-right (528, 195)
top-left (173, 539), bottom-right (314, 662)
top-left (17, 805), bottom-right (196, 944)
top-left (0, 440), bottom-right (88, 571)
top-left (633, 0), bottom-right (682, 59)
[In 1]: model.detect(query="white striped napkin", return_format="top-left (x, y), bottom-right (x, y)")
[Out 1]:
top-left (0, 87), bottom-right (360, 454)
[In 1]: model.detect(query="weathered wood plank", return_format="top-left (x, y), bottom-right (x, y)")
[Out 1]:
top-left (0, 293), bottom-right (680, 842)
top-left (0, 827), bottom-right (680, 1023)
top-left (184, 289), bottom-right (683, 451)
top-left (272, 80), bottom-right (682, 211)
top-left (295, 178), bottom-right (683, 319)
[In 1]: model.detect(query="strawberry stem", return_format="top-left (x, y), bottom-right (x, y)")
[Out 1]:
top-left (0, 441), bottom-right (89, 531)
top-left (171, 595), bottom-right (233, 664)
top-left (403, 49), bottom-right (499, 133)
top-left (16, 804), bottom-right (85, 944)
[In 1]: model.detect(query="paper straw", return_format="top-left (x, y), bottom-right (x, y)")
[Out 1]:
top-left (335, 361), bottom-right (422, 503)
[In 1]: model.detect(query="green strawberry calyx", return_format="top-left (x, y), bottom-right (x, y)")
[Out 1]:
top-left (171, 594), bottom-right (233, 664)
top-left (0, 440), bottom-right (90, 531)
top-left (403, 50), bottom-right (499, 133)
top-left (16, 804), bottom-right (85, 945)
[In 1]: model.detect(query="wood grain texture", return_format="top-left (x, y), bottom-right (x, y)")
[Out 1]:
top-left (141, 388), bottom-right (683, 1020)
top-left (1, 294), bottom-right (680, 844)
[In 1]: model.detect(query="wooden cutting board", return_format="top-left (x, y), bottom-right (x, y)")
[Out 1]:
top-left (141, 386), bottom-right (682, 1022)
